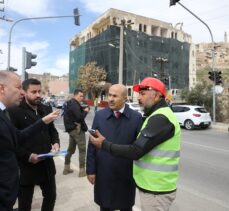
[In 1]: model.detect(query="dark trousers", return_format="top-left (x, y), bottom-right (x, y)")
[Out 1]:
top-left (100, 207), bottom-right (132, 211)
top-left (18, 176), bottom-right (56, 211)
top-left (0, 204), bottom-right (12, 211)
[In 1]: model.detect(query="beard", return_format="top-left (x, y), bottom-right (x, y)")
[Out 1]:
top-left (26, 97), bottom-right (41, 106)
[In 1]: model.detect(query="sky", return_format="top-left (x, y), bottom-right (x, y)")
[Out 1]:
top-left (0, 0), bottom-right (228, 76)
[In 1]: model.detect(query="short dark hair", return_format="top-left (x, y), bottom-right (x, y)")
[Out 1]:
top-left (74, 88), bottom-right (83, 96)
top-left (22, 78), bottom-right (41, 91)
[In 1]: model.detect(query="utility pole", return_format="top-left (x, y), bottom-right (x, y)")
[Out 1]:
top-left (118, 21), bottom-right (124, 84)
top-left (21, 47), bottom-right (26, 81)
top-left (7, 11), bottom-right (81, 70)
top-left (168, 75), bottom-right (172, 90)
top-left (170, 0), bottom-right (216, 122)
top-left (117, 19), bottom-right (134, 84)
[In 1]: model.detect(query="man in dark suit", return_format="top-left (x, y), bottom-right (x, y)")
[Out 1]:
top-left (0, 71), bottom-right (60, 211)
top-left (87, 84), bottom-right (142, 211)
top-left (8, 78), bottom-right (60, 211)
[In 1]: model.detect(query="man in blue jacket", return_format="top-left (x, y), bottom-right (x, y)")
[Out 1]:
top-left (87, 84), bottom-right (142, 211)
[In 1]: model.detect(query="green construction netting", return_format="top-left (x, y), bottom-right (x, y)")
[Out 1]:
top-left (69, 25), bottom-right (190, 93)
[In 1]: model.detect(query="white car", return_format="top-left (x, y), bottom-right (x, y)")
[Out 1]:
top-left (126, 102), bottom-right (144, 116)
top-left (171, 105), bottom-right (212, 130)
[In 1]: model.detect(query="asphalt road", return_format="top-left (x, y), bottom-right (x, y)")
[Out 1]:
top-left (55, 109), bottom-right (229, 211)
top-left (172, 129), bottom-right (229, 211)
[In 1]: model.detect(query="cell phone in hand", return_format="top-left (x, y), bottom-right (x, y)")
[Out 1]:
top-left (88, 129), bottom-right (97, 137)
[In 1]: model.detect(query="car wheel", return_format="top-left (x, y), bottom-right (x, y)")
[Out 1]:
top-left (184, 119), bottom-right (194, 130)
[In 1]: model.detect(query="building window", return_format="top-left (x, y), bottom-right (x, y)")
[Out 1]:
top-left (144, 25), bottom-right (147, 32)
top-left (139, 24), bottom-right (142, 32)
top-left (171, 32), bottom-right (174, 39)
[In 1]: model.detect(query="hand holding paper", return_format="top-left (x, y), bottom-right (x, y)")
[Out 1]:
top-left (37, 150), bottom-right (67, 159)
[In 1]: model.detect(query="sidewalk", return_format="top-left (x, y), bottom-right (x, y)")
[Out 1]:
top-left (211, 122), bottom-right (228, 132)
top-left (31, 129), bottom-right (142, 211)
top-left (32, 157), bottom-right (98, 211)
top-left (31, 130), bottom-right (98, 211)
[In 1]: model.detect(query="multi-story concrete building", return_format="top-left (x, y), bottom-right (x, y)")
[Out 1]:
top-left (69, 8), bottom-right (195, 95)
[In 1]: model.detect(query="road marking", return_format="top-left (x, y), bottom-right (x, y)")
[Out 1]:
top-left (183, 141), bottom-right (229, 153)
top-left (178, 185), bottom-right (229, 209)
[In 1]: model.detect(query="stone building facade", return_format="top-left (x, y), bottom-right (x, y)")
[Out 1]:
top-left (28, 73), bottom-right (69, 96)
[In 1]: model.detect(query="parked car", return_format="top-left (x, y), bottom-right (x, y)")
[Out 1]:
top-left (44, 96), bottom-right (56, 107)
top-left (54, 99), bottom-right (66, 108)
top-left (171, 105), bottom-right (212, 130)
top-left (126, 102), bottom-right (144, 116)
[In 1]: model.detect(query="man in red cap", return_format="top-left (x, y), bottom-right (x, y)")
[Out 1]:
top-left (90, 77), bottom-right (181, 211)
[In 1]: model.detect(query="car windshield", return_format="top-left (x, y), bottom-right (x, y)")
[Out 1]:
top-left (195, 107), bottom-right (208, 113)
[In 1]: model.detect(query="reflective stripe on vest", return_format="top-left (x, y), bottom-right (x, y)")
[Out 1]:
top-left (148, 149), bottom-right (180, 158)
top-left (134, 160), bottom-right (179, 172)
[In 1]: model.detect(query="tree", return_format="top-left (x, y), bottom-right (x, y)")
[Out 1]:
top-left (77, 61), bottom-right (107, 99)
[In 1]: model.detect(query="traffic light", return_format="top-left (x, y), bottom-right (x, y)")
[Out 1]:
top-left (25, 51), bottom-right (37, 69)
top-left (208, 71), bottom-right (214, 81)
top-left (73, 8), bottom-right (80, 26)
top-left (170, 0), bottom-right (180, 6)
top-left (215, 71), bottom-right (222, 85)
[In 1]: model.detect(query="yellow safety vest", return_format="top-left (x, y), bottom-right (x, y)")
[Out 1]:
top-left (133, 107), bottom-right (181, 192)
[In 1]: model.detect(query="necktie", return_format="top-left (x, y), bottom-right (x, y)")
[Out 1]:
top-left (115, 111), bottom-right (121, 119)
top-left (3, 109), bottom-right (11, 120)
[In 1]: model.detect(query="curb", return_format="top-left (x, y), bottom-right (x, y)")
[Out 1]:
top-left (211, 123), bottom-right (228, 132)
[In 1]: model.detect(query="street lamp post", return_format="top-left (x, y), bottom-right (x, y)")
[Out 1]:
top-left (118, 23), bottom-right (124, 84)
top-left (7, 13), bottom-right (81, 70)
top-left (170, 1), bottom-right (216, 123)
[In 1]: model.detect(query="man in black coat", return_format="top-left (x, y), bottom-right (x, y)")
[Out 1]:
top-left (63, 88), bottom-right (89, 177)
top-left (0, 71), bottom-right (59, 211)
top-left (87, 84), bottom-right (142, 211)
top-left (8, 78), bottom-right (60, 211)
